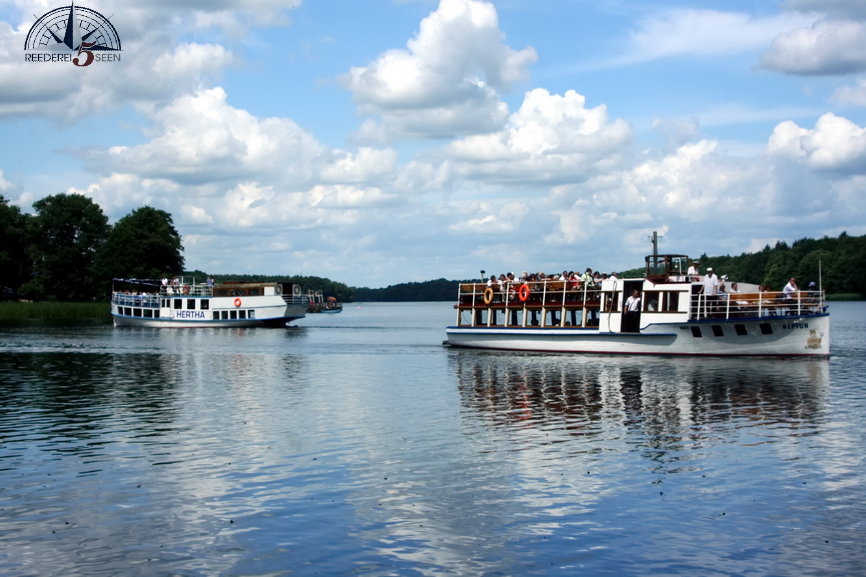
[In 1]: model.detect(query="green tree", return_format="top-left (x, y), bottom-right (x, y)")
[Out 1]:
top-left (21, 193), bottom-right (110, 301)
top-left (0, 195), bottom-right (32, 296)
top-left (97, 206), bottom-right (184, 282)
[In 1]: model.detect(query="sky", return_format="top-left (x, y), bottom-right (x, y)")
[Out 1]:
top-left (1, 0), bottom-right (865, 287)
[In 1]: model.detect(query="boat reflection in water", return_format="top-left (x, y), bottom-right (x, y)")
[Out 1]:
top-left (452, 352), bottom-right (829, 451)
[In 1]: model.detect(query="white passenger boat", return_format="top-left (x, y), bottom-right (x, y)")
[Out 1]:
top-left (445, 252), bottom-right (830, 357)
top-left (111, 277), bottom-right (308, 328)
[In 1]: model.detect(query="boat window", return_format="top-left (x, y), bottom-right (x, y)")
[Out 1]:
top-left (174, 299), bottom-right (182, 309)
top-left (646, 256), bottom-right (666, 277)
top-left (735, 324), bottom-right (747, 336)
top-left (760, 323), bottom-right (773, 335)
top-left (669, 256), bottom-right (688, 276)
top-left (230, 310), bottom-right (237, 319)
top-left (232, 289), bottom-right (244, 297)
top-left (212, 312), bottom-right (219, 320)
top-left (664, 292), bottom-right (681, 312)
top-left (712, 325), bottom-right (724, 337)
top-left (249, 310), bottom-right (255, 319)
top-left (144, 310), bottom-right (153, 318)
top-left (201, 300), bottom-right (209, 310)
top-left (248, 288), bottom-right (260, 296)
top-left (221, 311), bottom-right (228, 320)
top-left (644, 291), bottom-right (659, 312)
top-left (124, 307), bottom-right (132, 316)
top-left (154, 310), bottom-right (160, 319)
top-left (239, 310), bottom-right (247, 319)
top-left (133, 308), bottom-right (142, 317)
top-left (187, 299), bottom-right (196, 310)
top-left (602, 292), bottom-right (619, 312)
top-left (691, 326), bottom-right (702, 338)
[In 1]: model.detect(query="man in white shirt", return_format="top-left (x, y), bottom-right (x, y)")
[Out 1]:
top-left (624, 289), bottom-right (641, 332)
top-left (699, 268), bottom-right (719, 316)
top-left (687, 261), bottom-right (700, 281)
top-left (701, 268), bottom-right (718, 296)
top-left (783, 278), bottom-right (798, 300)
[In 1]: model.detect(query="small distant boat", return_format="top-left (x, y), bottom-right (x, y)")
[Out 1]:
top-left (111, 277), bottom-right (307, 327)
top-left (445, 238), bottom-right (829, 357)
top-left (306, 290), bottom-right (343, 314)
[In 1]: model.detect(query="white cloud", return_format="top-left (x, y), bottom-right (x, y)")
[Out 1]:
top-left (340, 0), bottom-right (537, 142)
top-left (448, 200), bottom-right (528, 234)
top-left (761, 19), bottom-right (866, 75)
top-left (615, 9), bottom-right (817, 65)
top-left (100, 88), bottom-right (327, 185)
top-left (831, 78), bottom-right (866, 105)
top-left (768, 113), bottom-right (866, 171)
top-left (444, 88), bottom-right (632, 184)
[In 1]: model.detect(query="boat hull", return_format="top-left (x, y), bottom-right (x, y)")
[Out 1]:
top-left (446, 314), bottom-right (830, 357)
top-left (112, 312), bottom-right (306, 328)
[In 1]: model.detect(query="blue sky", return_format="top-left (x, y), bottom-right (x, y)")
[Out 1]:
top-left (2, 0), bottom-right (865, 287)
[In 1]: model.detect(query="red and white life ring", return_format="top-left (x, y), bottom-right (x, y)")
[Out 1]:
top-left (234, 298), bottom-right (242, 307)
top-left (518, 284), bottom-right (530, 302)
top-left (182, 285), bottom-right (190, 294)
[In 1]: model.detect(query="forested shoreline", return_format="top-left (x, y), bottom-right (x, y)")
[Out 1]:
top-left (2, 192), bottom-right (863, 306)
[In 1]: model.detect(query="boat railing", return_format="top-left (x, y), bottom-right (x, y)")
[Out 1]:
top-left (458, 279), bottom-right (602, 306)
top-left (690, 290), bottom-right (826, 320)
top-left (111, 293), bottom-right (161, 308)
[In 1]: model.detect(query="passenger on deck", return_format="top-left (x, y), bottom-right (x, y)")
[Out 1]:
top-left (700, 267), bottom-right (719, 317)
top-left (783, 278), bottom-right (798, 300)
top-left (581, 268), bottom-right (594, 287)
top-left (688, 261), bottom-right (700, 281)
top-left (700, 268), bottom-right (719, 295)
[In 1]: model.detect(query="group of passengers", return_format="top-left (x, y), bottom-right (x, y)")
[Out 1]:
top-left (485, 268), bottom-right (618, 294)
top-left (118, 290), bottom-right (157, 296)
top-left (690, 261), bottom-right (820, 318)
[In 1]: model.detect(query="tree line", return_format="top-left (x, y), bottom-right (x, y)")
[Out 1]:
top-left (0, 193), bottom-right (352, 303)
top-left (352, 278), bottom-right (469, 302)
top-left (1, 194), bottom-right (183, 301)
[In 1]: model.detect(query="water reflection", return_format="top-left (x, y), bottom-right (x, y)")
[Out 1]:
top-left (454, 352), bottom-right (830, 460)
top-left (0, 350), bottom-right (307, 462)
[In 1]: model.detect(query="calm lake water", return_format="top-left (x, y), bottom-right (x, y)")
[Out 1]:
top-left (1, 302), bottom-right (865, 576)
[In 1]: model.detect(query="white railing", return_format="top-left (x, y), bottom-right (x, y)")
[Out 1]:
top-left (690, 290), bottom-right (825, 320)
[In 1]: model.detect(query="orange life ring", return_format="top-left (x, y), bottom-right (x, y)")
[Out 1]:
top-left (518, 284), bottom-right (530, 302)
top-left (234, 297), bottom-right (242, 307)
top-left (182, 285), bottom-right (190, 294)
top-left (483, 287), bottom-right (494, 305)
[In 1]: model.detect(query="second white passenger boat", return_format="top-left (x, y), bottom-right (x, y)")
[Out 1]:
top-left (111, 277), bottom-right (308, 328)
top-left (446, 251), bottom-right (829, 357)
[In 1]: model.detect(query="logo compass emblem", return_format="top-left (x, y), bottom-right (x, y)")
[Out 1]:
top-left (24, 3), bottom-right (121, 66)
